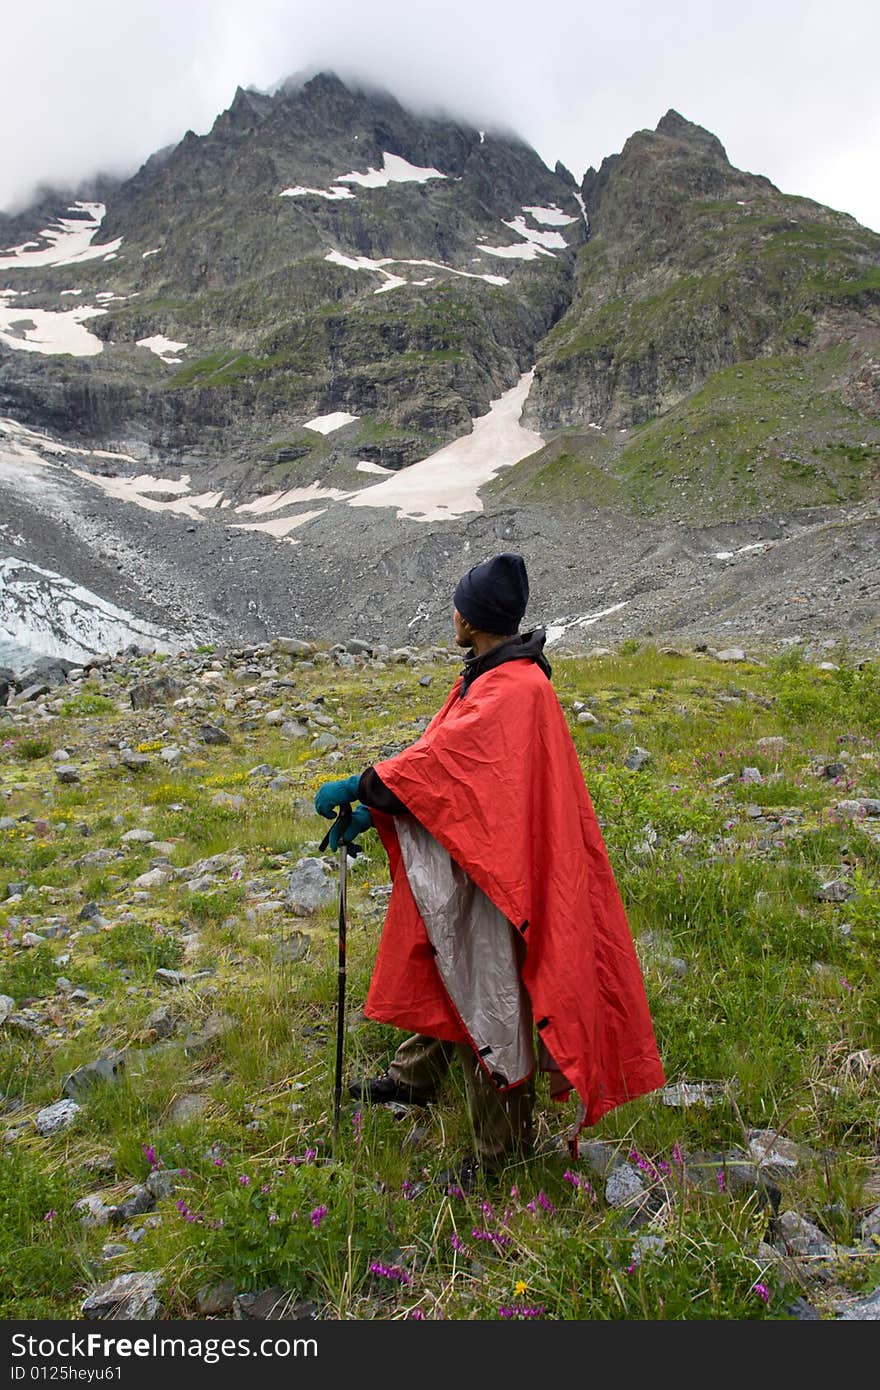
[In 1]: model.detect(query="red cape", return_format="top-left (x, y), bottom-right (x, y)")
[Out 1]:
top-left (365, 658), bottom-right (665, 1130)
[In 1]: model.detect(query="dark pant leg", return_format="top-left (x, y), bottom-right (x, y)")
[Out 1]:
top-left (387, 1034), bottom-right (457, 1098)
top-left (456, 1045), bottom-right (535, 1167)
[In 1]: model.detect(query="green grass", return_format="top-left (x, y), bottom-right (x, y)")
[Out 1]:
top-left (1, 641), bottom-right (878, 1319)
top-left (492, 348), bottom-right (880, 520)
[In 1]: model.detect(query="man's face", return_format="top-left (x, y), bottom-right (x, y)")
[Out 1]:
top-left (453, 608), bottom-right (473, 648)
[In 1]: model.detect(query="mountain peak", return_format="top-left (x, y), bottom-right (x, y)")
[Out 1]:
top-left (655, 109), bottom-right (729, 162)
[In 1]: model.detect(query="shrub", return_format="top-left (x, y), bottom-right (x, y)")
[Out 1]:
top-left (60, 693), bottom-right (114, 717)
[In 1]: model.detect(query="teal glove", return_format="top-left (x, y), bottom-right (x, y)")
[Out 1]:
top-left (315, 773), bottom-right (361, 819)
top-left (327, 804), bottom-right (373, 851)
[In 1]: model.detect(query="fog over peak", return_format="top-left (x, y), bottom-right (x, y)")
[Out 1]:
top-left (1, 0), bottom-right (879, 232)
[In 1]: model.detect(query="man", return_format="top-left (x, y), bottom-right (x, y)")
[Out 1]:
top-left (315, 553), bottom-right (665, 1174)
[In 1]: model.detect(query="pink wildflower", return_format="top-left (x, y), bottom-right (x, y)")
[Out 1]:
top-left (310, 1204), bottom-right (328, 1228)
top-left (751, 1281), bottom-right (770, 1304)
top-left (369, 1261), bottom-right (411, 1285)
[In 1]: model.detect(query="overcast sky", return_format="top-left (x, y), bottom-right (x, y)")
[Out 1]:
top-left (2, 0), bottom-right (879, 232)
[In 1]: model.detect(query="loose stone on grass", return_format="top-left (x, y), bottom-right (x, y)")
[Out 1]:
top-left (81, 1271), bottom-right (162, 1320)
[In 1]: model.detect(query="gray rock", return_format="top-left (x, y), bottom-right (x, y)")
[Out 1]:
top-left (756, 736), bottom-right (787, 752)
top-left (132, 867), bottom-right (173, 889)
top-left (233, 1287), bottom-right (314, 1320)
top-left (817, 879), bottom-right (854, 902)
top-left (661, 1081), bottom-right (721, 1108)
top-left (716, 648), bottom-right (747, 662)
top-left (110, 1185), bottom-right (156, 1224)
top-left (21, 931), bottom-right (47, 947)
top-left (81, 1270), bottom-right (162, 1320)
top-left (273, 932), bottom-right (311, 963)
top-left (281, 720), bottom-right (309, 739)
top-left (275, 638), bottom-right (314, 657)
top-left (169, 1093), bottom-right (209, 1123)
top-left (14, 682), bottom-right (50, 703)
top-left (160, 747), bottom-right (182, 765)
top-left (120, 753), bottom-right (150, 772)
top-left (858, 1204), bottom-right (880, 1244)
top-left (129, 676), bottom-right (184, 709)
top-left (211, 791), bottom-right (245, 810)
top-left (197, 1279), bottom-right (236, 1315)
top-left (310, 732), bottom-right (339, 753)
top-left (624, 746), bottom-right (651, 772)
top-left (605, 1162), bottom-right (647, 1208)
top-left (578, 1141), bottom-right (620, 1177)
top-left (629, 1234), bottom-right (667, 1266)
top-left (121, 828), bottom-right (156, 844)
top-left (345, 640), bottom-right (373, 656)
top-left (143, 1005), bottom-right (176, 1038)
top-left (55, 766), bottom-right (81, 784)
top-left (184, 1013), bottom-right (234, 1052)
top-left (748, 1130), bottom-right (806, 1176)
top-left (154, 968), bottom-right (186, 987)
top-left (146, 1168), bottom-right (185, 1199)
top-left (187, 875), bottom-right (219, 893)
top-left (787, 1296), bottom-right (821, 1320)
top-left (822, 762), bottom-right (846, 780)
top-left (74, 1194), bottom-right (116, 1229)
top-left (835, 1286), bottom-right (880, 1320)
top-left (62, 1051), bottom-right (126, 1099)
top-left (35, 1099), bottom-right (81, 1135)
top-left (740, 766), bottom-right (763, 784)
top-left (200, 723), bottom-right (231, 745)
top-left (285, 858), bottom-right (335, 915)
top-left (576, 710), bottom-right (601, 726)
top-left (774, 1210), bottom-right (837, 1259)
top-left (0, 995), bottom-right (15, 1024)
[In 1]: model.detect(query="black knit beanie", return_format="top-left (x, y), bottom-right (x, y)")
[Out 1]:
top-left (453, 553), bottom-right (529, 636)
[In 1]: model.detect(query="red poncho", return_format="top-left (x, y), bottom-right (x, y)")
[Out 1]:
top-left (364, 657), bottom-right (665, 1133)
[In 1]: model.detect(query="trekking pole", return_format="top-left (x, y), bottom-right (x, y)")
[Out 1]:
top-left (319, 802), bottom-right (357, 1151)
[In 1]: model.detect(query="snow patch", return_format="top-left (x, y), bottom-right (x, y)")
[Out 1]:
top-left (502, 215), bottom-right (567, 249)
top-left (0, 304), bottom-right (107, 356)
top-left (234, 482), bottom-right (353, 514)
top-left (326, 249), bottom-right (507, 288)
top-left (337, 152), bottom-right (446, 188)
top-left (137, 335), bottom-right (187, 363)
top-left (142, 247), bottom-right (162, 258)
top-left (347, 371), bottom-right (542, 522)
top-left (70, 470), bottom-right (224, 518)
top-left (356, 460), bottom-right (393, 475)
top-left (714, 541), bottom-right (775, 561)
top-left (302, 412), bottom-right (359, 434)
top-left (522, 205), bottom-right (578, 226)
top-left (476, 240), bottom-right (549, 260)
top-left (280, 185), bottom-right (355, 200)
top-left (545, 602), bottom-right (630, 645)
top-left (230, 510), bottom-right (327, 537)
top-left (0, 203), bottom-right (122, 270)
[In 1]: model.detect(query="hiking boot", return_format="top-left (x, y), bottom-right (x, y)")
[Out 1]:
top-left (347, 1074), bottom-right (432, 1107)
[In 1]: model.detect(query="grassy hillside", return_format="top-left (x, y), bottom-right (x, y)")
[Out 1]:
top-left (491, 347), bottom-right (880, 521)
top-left (1, 640), bottom-right (878, 1319)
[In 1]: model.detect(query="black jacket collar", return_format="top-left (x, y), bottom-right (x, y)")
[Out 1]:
top-left (459, 627), bottom-right (552, 698)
